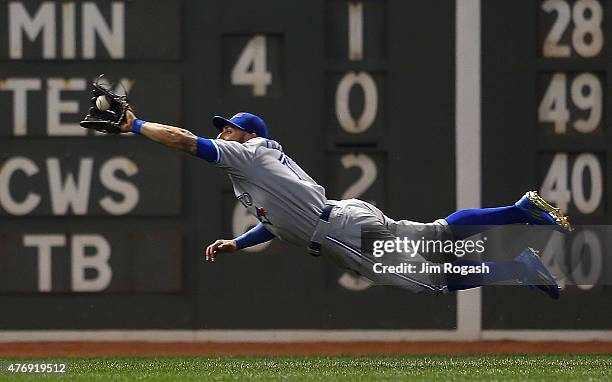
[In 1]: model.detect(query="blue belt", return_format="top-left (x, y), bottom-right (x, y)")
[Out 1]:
top-left (319, 204), bottom-right (334, 222)
top-left (308, 204), bottom-right (335, 256)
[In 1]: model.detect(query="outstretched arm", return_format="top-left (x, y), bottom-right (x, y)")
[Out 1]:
top-left (204, 223), bottom-right (275, 261)
top-left (121, 110), bottom-right (219, 162)
top-left (121, 110), bottom-right (196, 152)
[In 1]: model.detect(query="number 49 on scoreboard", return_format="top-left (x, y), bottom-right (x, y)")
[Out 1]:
top-left (537, 72), bottom-right (603, 135)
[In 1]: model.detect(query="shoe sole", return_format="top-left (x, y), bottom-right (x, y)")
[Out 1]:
top-left (524, 191), bottom-right (573, 233)
top-left (518, 247), bottom-right (561, 299)
top-left (535, 269), bottom-right (561, 299)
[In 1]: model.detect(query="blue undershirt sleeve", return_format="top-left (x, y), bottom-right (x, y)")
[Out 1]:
top-left (196, 137), bottom-right (220, 163)
top-left (235, 223), bottom-right (276, 249)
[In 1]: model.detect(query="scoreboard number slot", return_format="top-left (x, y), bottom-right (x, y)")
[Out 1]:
top-left (539, 152), bottom-right (603, 215)
top-left (538, 72), bottom-right (603, 134)
top-left (335, 71), bottom-right (378, 134)
top-left (541, 0), bottom-right (604, 58)
top-left (570, 229), bottom-right (603, 289)
top-left (340, 153), bottom-right (377, 199)
top-left (231, 35), bottom-right (272, 97)
top-left (540, 229), bottom-right (603, 290)
top-left (337, 153), bottom-right (379, 291)
top-left (348, 2), bottom-right (364, 60)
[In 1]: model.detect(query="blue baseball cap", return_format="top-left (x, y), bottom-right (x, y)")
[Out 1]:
top-left (212, 112), bottom-right (269, 139)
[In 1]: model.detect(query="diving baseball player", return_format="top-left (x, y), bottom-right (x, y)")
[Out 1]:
top-left (79, 81), bottom-right (570, 299)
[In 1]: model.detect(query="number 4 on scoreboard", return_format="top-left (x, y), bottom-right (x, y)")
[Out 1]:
top-left (231, 35), bottom-right (272, 96)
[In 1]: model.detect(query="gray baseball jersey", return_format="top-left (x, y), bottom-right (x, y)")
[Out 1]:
top-left (211, 137), bottom-right (327, 246)
top-left (211, 137), bottom-right (451, 294)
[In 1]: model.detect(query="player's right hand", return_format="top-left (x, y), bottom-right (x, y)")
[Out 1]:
top-left (205, 239), bottom-right (237, 262)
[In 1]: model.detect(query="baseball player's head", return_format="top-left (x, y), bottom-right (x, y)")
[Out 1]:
top-left (212, 112), bottom-right (269, 143)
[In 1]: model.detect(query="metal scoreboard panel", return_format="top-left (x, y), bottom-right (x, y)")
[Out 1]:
top-left (0, 0), bottom-right (190, 328)
top-left (0, 0), bottom-right (456, 330)
top-left (482, 0), bottom-right (612, 329)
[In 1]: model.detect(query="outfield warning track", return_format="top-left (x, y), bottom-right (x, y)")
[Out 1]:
top-left (1, 341), bottom-right (612, 356)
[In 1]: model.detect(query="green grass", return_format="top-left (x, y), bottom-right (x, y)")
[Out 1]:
top-left (0, 355), bottom-right (611, 381)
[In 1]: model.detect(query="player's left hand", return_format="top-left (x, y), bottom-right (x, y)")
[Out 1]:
top-left (80, 74), bottom-right (133, 134)
top-left (120, 109), bottom-right (137, 132)
top-left (205, 239), bottom-right (237, 261)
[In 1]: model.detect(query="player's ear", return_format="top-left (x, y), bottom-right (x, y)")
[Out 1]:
top-left (243, 132), bottom-right (257, 142)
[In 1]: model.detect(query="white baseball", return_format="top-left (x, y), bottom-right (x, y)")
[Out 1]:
top-left (96, 95), bottom-right (110, 111)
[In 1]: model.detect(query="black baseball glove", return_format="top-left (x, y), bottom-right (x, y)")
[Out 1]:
top-left (80, 74), bottom-right (132, 134)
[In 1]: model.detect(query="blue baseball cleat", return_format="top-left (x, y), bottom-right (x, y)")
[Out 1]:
top-left (515, 191), bottom-right (572, 233)
top-left (515, 247), bottom-right (561, 299)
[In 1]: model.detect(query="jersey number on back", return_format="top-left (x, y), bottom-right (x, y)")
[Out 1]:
top-left (279, 153), bottom-right (304, 180)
